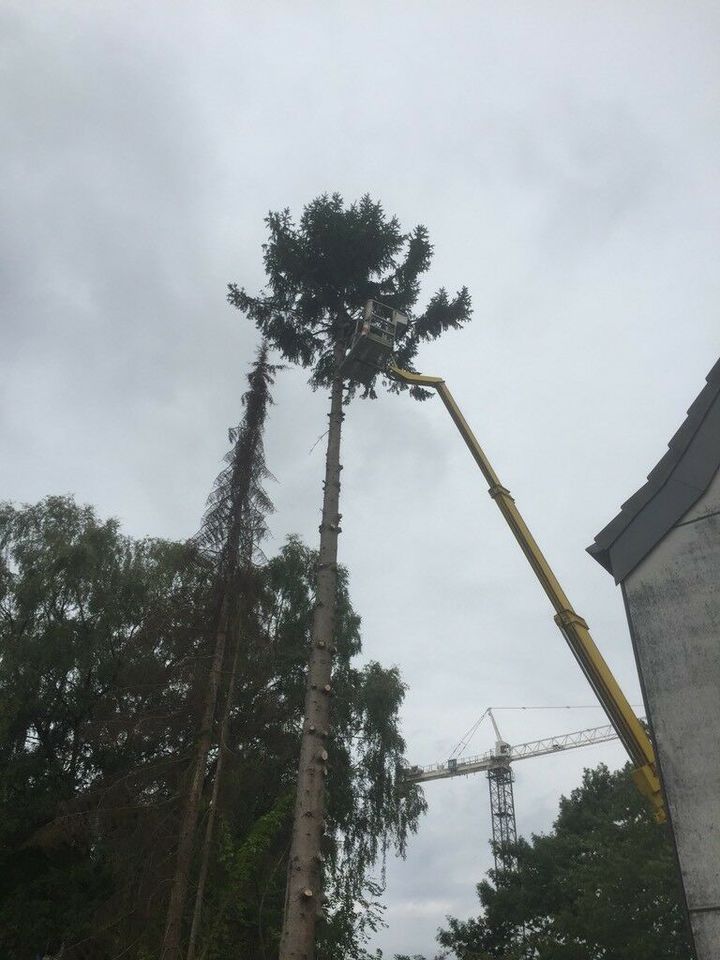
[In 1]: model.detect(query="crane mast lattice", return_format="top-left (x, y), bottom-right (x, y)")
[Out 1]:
top-left (405, 712), bottom-right (620, 870)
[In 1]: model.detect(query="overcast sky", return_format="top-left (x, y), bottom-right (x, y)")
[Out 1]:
top-left (2, 2), bottom-right (719, 955)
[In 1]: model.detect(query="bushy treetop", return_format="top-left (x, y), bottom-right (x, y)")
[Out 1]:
top-left (229, 193), bottom-right (472, 397)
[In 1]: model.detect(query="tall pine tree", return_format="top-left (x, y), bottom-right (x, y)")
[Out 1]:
top-left (186, 343), bottom-right (277, 960)
top-left (161, 344), bottom-right (277, 960)
top-left (230, 193), bottom-right (472, 959)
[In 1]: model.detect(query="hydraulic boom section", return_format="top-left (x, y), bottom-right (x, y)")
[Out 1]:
top-left (388, 363), bottom-right (665, 822)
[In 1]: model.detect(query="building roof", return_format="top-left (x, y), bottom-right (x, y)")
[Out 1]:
top-left (587, 357), bottom-right (720, 583)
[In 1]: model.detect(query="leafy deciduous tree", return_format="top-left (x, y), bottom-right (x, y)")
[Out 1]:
top-left (437, 764), bottom-right (694, 960)
top-left (0, 500), bottom-right (423, 959)
top-left (0, 495), bottom-right (211, 957)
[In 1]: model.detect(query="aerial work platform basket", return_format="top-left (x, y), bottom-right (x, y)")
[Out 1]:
top-left (339, 300), bottom-right (408, 384)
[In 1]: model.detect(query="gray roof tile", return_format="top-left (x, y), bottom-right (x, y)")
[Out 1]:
top-left (587, 357), bottom-right (720, 582)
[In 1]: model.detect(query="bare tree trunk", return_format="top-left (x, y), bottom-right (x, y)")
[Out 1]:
top-left (161, 599), bottom-right (229, 960)
top-left (185, 615), bottom-right (242, 960)
top-left (279, 346), bottom-right (345, 960)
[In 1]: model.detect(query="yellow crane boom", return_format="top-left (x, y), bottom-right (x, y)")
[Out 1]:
top-left (389, 364), bottom-right (665, 821)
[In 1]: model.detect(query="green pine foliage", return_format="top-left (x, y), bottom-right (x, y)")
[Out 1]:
top-left (228, 192), bottom-right (472, 398)
top-left (196, 341), bottom-right (277, 566)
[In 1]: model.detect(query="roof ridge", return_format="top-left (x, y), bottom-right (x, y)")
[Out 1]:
top-left (588, 356), bottom-right (720, 581)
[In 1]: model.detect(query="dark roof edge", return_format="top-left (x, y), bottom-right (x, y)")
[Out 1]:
top-left (587, 357), bottom-right (720, 583)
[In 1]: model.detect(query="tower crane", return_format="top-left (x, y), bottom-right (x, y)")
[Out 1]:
top-left (405, 710), bottom-right (620, 870)
top-left (340, 301), bottom-right (665, 822)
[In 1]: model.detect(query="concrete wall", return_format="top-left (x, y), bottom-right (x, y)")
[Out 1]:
top-left (623, 469), bottom-right (720, 958)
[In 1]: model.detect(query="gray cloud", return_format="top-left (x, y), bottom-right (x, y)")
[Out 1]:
top-left (2, 2), bottom-right (719, 955)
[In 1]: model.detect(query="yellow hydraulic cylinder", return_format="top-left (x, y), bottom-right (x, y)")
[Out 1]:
top-left (389, 364), bottom-right (665, 822)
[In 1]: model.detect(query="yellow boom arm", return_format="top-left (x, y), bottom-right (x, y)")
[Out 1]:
top-left (390, 364), bottom-right (665, 821)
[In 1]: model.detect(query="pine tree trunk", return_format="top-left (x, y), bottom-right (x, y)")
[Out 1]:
top-left (279, 345), bottom-right (345, 960)
top-left (161, 599), bottom-right (229, 960)
top-left (162, 344), bottom-right (274, 959)
top-left (185, 615), bottom-right (242, 960)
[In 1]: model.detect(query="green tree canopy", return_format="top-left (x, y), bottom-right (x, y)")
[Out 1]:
top-left (0, 497), bottom-right (423, 960)
top-left (436, 764), bottom-right (693, 960)
top-left (229, 192), bottom-right (472, 396)
top-left (0, 495), bottom-right (210, 956)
